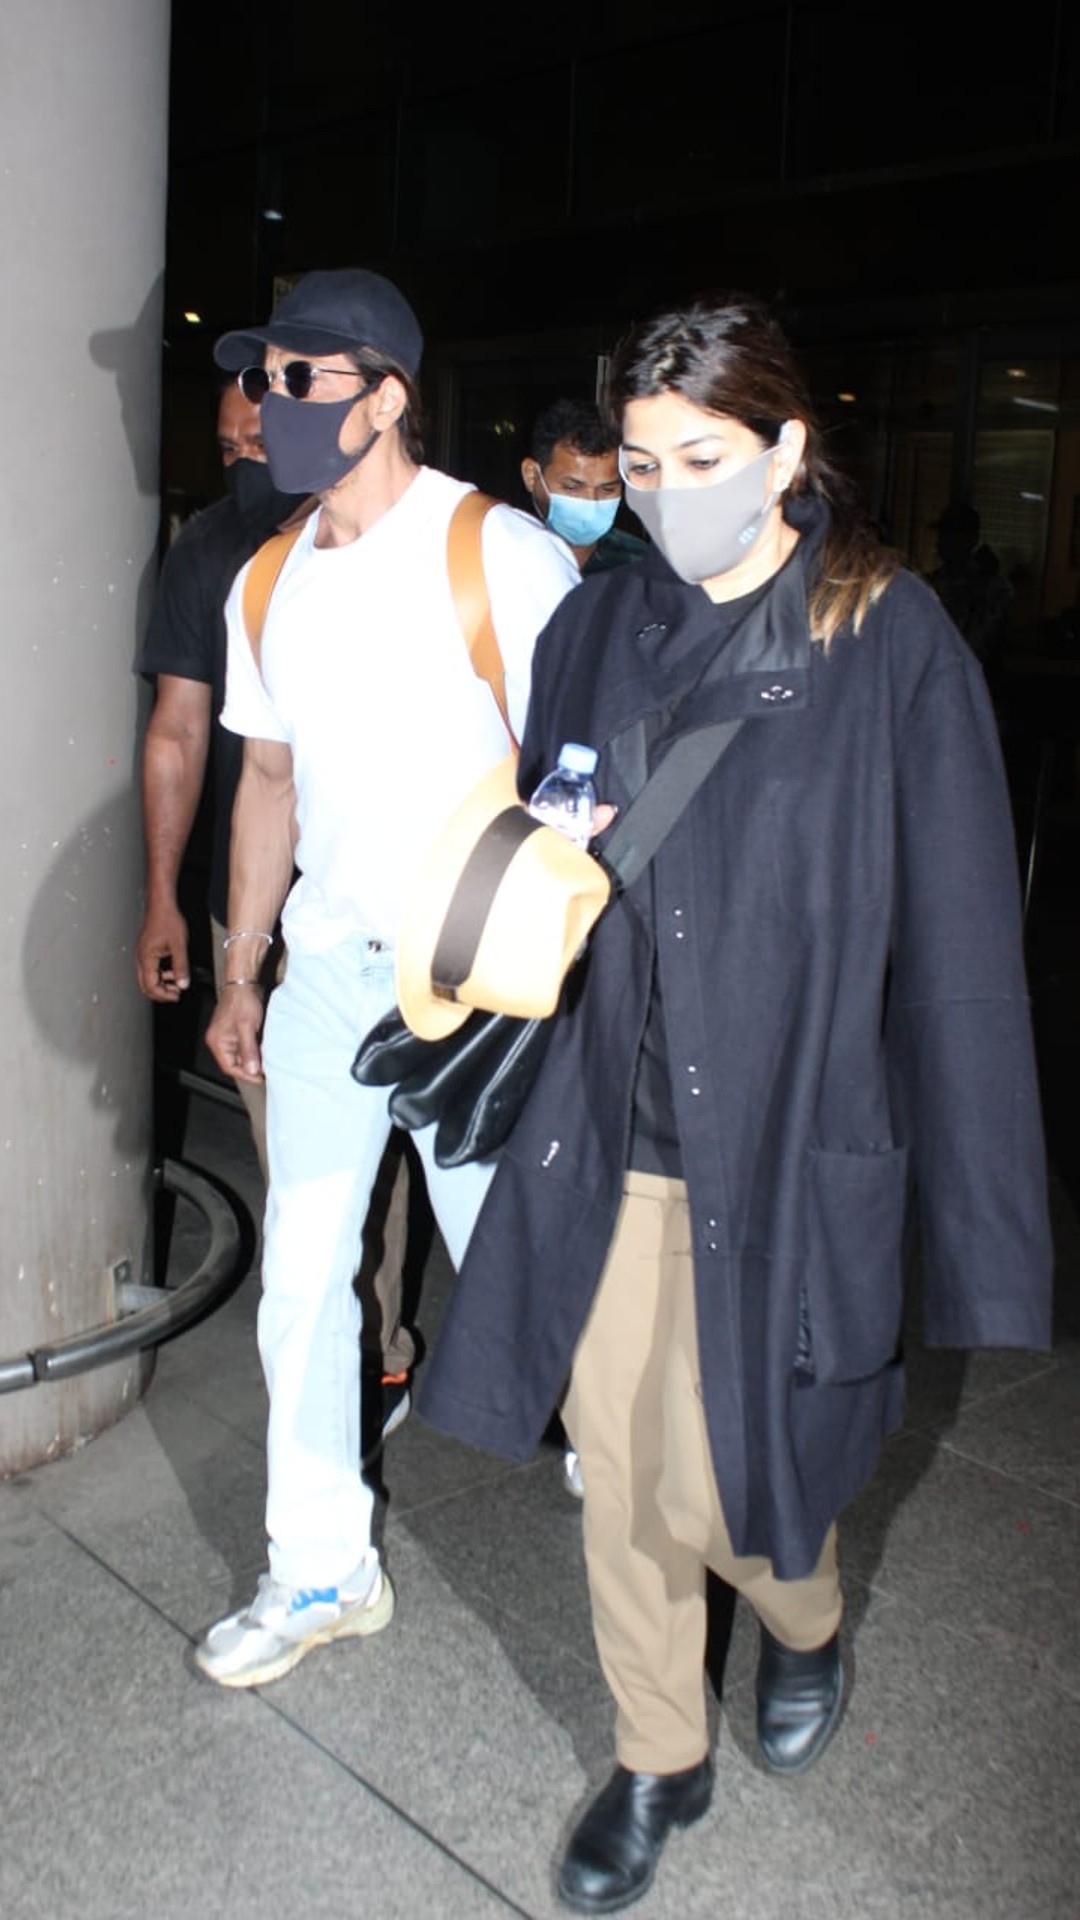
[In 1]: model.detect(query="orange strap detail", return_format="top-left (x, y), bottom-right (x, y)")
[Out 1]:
top-left (241, 487), bottom-right (514, 751)
top-left (240, 503), bottom-right (317, 671)
top-left (446, 490), bottom-right (517, 749)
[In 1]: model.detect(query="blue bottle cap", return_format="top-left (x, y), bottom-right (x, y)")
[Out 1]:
top-left (557, 742), bottom-right (598, 776)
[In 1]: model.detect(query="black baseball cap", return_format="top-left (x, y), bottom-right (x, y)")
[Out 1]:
top-left (214, 268), bottom-right (423, 378)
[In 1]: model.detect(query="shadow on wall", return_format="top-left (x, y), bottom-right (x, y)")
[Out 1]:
top-left (89, 274), bottom-right (165, 500)
top-left (89, 273), bottom-right (169, 672)
top-left (17, 282), bottom-right (169, 1158)
top-left (22, 788), bottom-right (150, 1161)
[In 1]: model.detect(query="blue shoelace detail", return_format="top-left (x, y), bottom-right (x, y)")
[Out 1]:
top-left (288, 1586), bottom-right (339, 1614)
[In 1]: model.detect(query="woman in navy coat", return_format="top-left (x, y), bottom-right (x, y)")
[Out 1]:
top-left (421, 295), bottom-right (1053, 1914)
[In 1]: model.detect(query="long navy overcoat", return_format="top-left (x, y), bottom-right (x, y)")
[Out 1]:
top-left (420, 503), bottom-right (1053, 1578)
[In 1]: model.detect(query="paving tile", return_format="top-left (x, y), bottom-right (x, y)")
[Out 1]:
top-left (387, 1446), bottom-right (601, 1668)
top-left (699, 1590), bottom-right (1080, 1920)
top-left (936, 1358), bottom-right (1080, 1508)
top-left (248, 1526), bottom-right (613, 1918)
top-left (372, 1391), bottom-right (540, 1515)
top-left (898, 1342), bottom-right (1055, 1437)
top-left (148, 1280), bottom-right (269, 1452)
top-left (0, 1511), bottom-right (528, 1920)
top-left (5, 1078), bottom-right (1077, 1920)
top-left (839, 1430), bottom-right (1080, 1700)
top-left (21, 1385), bottom-right (269, 1633)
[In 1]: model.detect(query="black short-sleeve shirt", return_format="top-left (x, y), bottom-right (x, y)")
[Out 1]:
top-left (136, 491), bottom-right (297, 924)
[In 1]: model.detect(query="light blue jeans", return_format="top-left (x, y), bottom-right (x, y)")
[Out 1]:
top-left (259, 934), bottom-right (494, 1588)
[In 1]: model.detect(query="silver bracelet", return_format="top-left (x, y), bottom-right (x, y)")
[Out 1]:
top-left (222, 976), bottom-right (264, 989)
top-left (221, 928), bottom-right (274, 951)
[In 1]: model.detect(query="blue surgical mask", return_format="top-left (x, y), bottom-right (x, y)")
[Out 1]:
top-left (535, 475), bottom-right (620, 547)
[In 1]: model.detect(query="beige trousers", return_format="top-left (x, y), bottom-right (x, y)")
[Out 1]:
top-left (562, 1170), bottom-right (842, 1773)
top-left (210, 917), bottom-right (412, 1373)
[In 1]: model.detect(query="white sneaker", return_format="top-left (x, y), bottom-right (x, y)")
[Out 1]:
top-left (194, 1553), bottom-right (394, 1689)
top-left (563, 1447), bottom-right (584, 1499)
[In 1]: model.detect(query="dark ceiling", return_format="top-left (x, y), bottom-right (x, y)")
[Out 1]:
top-left (165, 0), bottom-right (1080, 354)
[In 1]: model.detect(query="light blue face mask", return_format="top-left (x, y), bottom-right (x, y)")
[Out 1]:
top-left (536, 475), bottom-right (620, 547)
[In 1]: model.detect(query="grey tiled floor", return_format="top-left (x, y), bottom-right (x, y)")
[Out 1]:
top-left (2, 1081), bottom-right (1078, 1920)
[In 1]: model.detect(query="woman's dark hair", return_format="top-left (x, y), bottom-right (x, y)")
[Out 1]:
top-left (606, 295), bottom-right (897, 642)
top-left (348, 348), bottom-right (425, 465)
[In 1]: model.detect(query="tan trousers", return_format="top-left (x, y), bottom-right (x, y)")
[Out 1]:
top-left (210, 917), bottom-right (412, 1372)
top-left (562, 1170), bottom-right (842, 1774)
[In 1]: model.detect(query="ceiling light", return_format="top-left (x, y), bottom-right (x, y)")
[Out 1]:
top-left (183, 310), bottom-right (202, 325)
top-left (1005, 367), bottom-right (1027, 380)
top-left (836, 391), bottom-right (857, 404)
top-left (262, 208), bottom-right (285, 223)
top-left (1012, 396), bottom-right (1058, 413)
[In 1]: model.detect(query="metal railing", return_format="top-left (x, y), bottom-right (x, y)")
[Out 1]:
top-left (0, 1158), bottom-right (248, 1394)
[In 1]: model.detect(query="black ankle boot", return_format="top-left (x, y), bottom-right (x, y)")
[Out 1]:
top-left (755, 1625), bottom-right (843, 1775)
top-left (557, 1759), bottom-right (713, 1914)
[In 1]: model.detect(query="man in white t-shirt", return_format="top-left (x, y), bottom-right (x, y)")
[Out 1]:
top-left (195, 268), bottom-right (578, 1688)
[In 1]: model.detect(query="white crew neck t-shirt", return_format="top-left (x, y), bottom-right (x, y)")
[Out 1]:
top-left (221, 465), bottom-right (579, 953)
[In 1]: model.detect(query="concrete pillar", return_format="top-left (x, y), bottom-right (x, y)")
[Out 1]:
top-left (0, 0), bottom-right (172, 1469)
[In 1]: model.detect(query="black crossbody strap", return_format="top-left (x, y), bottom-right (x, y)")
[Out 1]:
top-left (598, 719), bottom-right (744, 892)
top-left (592, 535), bottom-right (815, 887)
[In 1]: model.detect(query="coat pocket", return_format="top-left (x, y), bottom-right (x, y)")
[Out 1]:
top-left (798, 1146), bottom-right (910, 1384)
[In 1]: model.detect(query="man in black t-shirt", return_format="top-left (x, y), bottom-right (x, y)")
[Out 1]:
top-left (135, 381), bottom-right (300, 1006)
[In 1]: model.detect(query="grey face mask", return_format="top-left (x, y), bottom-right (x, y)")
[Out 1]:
top-left (624, 440), bottom-right (782, 584)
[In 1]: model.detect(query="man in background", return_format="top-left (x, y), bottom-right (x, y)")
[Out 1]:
top-left (135, 380), bottom-right (300, 1018)
top-left (927, 499), bottom-right (1011, 672)
top-left (521, 396), bottom-right (646, 577)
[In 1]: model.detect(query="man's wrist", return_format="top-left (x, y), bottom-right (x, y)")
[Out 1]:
top-left (220, 930), bottom-right (275, 978)
top-left (221, 928), bottom-right (274, 951)
top-left (144, 882), bottom-right (181, 912)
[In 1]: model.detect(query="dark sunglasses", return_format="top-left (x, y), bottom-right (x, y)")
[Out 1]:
top-left (238, 361), bottom-right (371, 403)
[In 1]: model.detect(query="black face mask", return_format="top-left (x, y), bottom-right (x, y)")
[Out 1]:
top-left (224, 457), bottom-right (298, 528)
top-left (260, 386), bottom-right (379, 495)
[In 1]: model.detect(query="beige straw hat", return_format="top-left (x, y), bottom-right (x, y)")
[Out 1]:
top-left (395, 754), bottom-right (612, 1041)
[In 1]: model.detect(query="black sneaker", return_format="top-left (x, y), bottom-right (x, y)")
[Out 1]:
top-left (361, 1365), bottom-right (412, 1466)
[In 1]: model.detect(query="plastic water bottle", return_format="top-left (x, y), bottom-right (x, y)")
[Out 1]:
top-left (528, 742), bottom-right (598, 849)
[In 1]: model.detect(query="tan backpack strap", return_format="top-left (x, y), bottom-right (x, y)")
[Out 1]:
top-left (447, 489), bottom-right (517, 749)
top-left (240, 499), bottom-right (317, 672)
